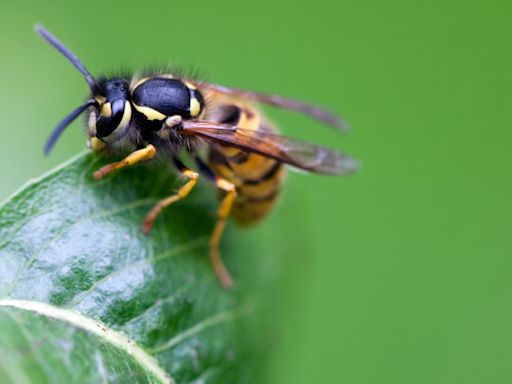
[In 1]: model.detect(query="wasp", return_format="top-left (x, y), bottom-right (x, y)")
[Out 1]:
top-left (36, 25), bottom-right (357, 288)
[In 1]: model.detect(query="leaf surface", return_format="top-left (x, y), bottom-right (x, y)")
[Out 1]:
top-left (0, 152), bottom-right (265, 384)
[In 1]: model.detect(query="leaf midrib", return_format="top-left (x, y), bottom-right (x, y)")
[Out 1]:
top-left (0, 299), bottom-right (174, 384)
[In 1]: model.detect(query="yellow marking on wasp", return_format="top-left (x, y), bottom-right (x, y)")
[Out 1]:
top-left (185, 81), bottom-right (197, 90)
top-left (95, 96), bottom-right (106, 105)
top-left (88, 111), bottom-right (97, 136)
top-left (130, 77), bottom-right (150, 91)
top-left (229, 155), bottom-right (278, 180)
top-left (119, 101), bottom-right (132, 128)
top-left (101, 102), bottom-right (112, 118)
top-left (142, 170), bottom-right (199, 234)
top-left (133, 103), bottom-right (166, 121)
top-left (90, 137), bottom-right (105, 152)
top-left (93, 144), bottom-right (157, 180)
top-left (239, 105), bottom-right (260, 131)
top-left (217, 146), bottom-right (240, 157)
top-left (190, 98), bottom-right (201, 117)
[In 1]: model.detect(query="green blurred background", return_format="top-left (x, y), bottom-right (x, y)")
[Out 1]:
top-left (1, 0), bottom-right (512, 382)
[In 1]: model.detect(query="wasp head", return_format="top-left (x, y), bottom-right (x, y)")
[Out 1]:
top-left (90, 78), bottom-right (132, 144)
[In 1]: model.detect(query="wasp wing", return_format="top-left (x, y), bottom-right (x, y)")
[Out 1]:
top-left (200, 82), bottom-right (349, 132)
top-left (182, 121), bottom-right (358, 175)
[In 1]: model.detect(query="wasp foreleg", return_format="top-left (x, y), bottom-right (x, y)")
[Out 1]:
top-left (93, 144), bottom-right (156, 180)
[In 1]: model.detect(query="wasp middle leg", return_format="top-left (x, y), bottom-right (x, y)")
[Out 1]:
top-left (142, 157), bottom-right (199, 234)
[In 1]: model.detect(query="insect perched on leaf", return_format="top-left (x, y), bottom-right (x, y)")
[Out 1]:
top-left (36, 25), bottom-right (358, 288)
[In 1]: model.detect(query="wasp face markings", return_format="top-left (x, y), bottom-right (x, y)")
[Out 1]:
top-left (36, 25), bottom-right (357, 288)
top-left (89, 79), bottom-right (133, 143)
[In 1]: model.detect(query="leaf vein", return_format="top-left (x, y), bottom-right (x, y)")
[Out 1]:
top-left (150, 309), bottom-right (239, 354)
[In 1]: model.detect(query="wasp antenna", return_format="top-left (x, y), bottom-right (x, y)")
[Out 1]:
top-left (35, 24), bottom-right (96, 89)
top-left (44, 100), bottom-right (95, 155)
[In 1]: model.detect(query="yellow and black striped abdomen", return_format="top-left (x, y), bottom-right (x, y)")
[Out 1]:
top-left (208, 103), bottom-right (285, 226)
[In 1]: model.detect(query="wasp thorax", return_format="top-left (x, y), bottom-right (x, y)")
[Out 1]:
top-left (93, 79), bottom-right (132, 143)
top-left (131, 78), bottom-right (205, 124)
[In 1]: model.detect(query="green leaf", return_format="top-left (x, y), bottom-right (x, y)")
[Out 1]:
top-left (0, 152), bottom-right (274, 384)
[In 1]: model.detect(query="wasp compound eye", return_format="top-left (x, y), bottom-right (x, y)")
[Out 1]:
top-left (96, 99), bottom-right (126, 138)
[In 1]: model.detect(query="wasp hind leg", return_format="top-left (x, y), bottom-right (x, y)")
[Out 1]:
top-left (142, 158), bottom-right (199, 234)
top-left (93, 144), bottom-right (157, 180)
top-left (210, 178), bottom-right (237, 289)
top-left (195, 157), bottom-right (237, 289)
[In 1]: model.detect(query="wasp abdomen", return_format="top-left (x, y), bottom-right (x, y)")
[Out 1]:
top-left (208, 104), bottom-right (285, 225)
top-left (132, 78), bottom-right (204, 121)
